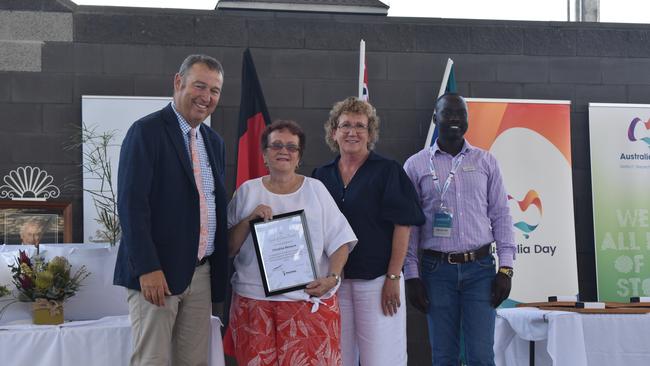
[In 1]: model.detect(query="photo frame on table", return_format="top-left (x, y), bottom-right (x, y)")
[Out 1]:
top-left (249, 209), bottom-right (317, 297)
top-left (0, 201), bottom-right (72, 245)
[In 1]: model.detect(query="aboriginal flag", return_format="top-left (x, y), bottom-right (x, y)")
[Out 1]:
top-left (236, 49), bottom-right (271, 189)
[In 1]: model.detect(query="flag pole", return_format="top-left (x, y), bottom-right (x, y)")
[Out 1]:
top-left (424, 58), bottom-right (454, 148)
top-left (358, 39), bottom-right (366, 100)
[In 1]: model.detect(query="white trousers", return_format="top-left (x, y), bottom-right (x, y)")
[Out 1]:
top-left (339, 274), bottom-right (407, 366)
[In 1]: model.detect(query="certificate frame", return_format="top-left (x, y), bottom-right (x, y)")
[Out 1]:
top-left (249, 209), bottom-right (317, 297)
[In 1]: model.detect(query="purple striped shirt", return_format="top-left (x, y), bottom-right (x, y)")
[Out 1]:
top-left (403, 140), bottom-right (515, 279)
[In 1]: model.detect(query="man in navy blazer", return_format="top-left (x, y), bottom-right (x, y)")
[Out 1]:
top-left (114, 54), bottom-right (228, 366)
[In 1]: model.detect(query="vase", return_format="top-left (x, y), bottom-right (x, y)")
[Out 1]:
top-left (32, 298), bottom-right (64, 325)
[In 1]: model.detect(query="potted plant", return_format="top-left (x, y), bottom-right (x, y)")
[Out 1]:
top-left (8, 250), bottom-right (90, 325)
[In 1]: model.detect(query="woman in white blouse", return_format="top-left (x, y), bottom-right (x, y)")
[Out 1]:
top-left (226, 120), bottom-right (357, 366)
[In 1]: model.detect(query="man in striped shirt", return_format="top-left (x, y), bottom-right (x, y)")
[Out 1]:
top-left (404, 93), bottom-right (515, 366)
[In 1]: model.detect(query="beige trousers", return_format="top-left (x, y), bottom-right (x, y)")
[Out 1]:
top-left (127, 263), bottom-right (212, 366)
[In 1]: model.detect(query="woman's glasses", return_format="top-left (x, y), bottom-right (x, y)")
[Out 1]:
top-left (337, 123), bottom-right (368, 133)
top-left (268, 143), bottom-right (300, 153)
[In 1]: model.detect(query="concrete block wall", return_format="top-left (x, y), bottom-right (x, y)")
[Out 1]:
top-left (3, 3), bottom-right (650, 364)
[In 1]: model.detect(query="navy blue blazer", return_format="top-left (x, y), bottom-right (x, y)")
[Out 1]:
top-left (113, 103), bottom-right (229, 303)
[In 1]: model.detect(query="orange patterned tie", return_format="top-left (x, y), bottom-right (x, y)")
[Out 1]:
top-left (190, 127), bottom-right (209, 259)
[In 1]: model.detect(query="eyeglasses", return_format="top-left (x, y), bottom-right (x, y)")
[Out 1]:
top-left (267, 142), bottom-right (301, 153)
top-left (337, 123), bottom-right (368, 132)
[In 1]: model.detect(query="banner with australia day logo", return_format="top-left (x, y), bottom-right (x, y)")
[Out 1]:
top-left (589, 103), bottom-right (650, 301)
top-left (465, 98), bottom-right (578, 304)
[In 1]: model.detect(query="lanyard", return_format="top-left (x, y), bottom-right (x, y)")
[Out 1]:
top-left (428, 147), bottom-right (465, 204)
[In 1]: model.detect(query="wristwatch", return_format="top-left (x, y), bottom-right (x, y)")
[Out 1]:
top-left (498, 267), bottom-right (514, 278)
top-left (327, 272), bottom-right (341, 285)
top-left (386, 273), bottom-right (401, 280)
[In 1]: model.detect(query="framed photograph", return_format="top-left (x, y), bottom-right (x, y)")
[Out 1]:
top-left (249, 209), bottom-right (317, 297)
top-left (0, 201), bottom-right (72, 245)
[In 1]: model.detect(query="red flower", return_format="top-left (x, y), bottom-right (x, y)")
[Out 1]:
top-left (19, 275), bottom-right (33, 290)
top-left (18, 250), bottom-right (31, 266)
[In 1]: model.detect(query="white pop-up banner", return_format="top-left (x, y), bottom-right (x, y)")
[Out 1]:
top-left (466, 98), bottom-right (578, 304)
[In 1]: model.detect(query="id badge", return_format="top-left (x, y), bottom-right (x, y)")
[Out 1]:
top-left (433, 206), bottom-right (453, 237)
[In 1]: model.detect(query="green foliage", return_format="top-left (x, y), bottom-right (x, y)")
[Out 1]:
top-left (9, 251), bottom-right (90, 302)
top-left (66, 122), bottom-right (121, 245)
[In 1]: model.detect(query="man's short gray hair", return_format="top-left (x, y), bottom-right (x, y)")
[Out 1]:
top-left (178, 54), bottom-right (224, 80)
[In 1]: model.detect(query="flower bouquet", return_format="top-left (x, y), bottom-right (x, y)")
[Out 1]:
top-left (7, 250), bottom-right (90, 325)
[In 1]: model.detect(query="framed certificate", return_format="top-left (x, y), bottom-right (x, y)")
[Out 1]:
top-left (249, 209), bottom-right (317, 297)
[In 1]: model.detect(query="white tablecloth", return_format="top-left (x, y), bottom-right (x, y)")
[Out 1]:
top-left (0, 315), bottom-right (225, 366)
top-left (0, 243), bottom-right (128, 322)
top-left (495, 307), bottom-right (650, 366)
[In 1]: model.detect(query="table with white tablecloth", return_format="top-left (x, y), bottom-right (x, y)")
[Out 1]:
top-left (0, 315), bottom-right (225, 366)
top-left (0, 244), bottom-right (225, 365)
top-left (495, 307), bottom-right (650, 366)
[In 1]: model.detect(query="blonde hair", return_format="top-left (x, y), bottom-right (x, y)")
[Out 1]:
top-left (324, 96), bottom-right (379, 152)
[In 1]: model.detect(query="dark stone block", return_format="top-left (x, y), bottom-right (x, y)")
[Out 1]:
top-left (0, 73), bottom-right (10, 102)
top-left (496, 56), bottom-right (548, 83)
top-left (414, 25), bottom-right (470, 53)
top-left (0, 103), bottom-right (42, 133)
top-left (570, 116), bottom-right (591, 170)
top-left (627, 30), bottom-right (650, 58)
top-left (73, 43), bottom-right (104, 74)
top-left (134, 76), bottom-right (174, 97)
top-left (627, 85), bottom-right (650, 104)
top-left (270, 50), bottom-right (334, 79)
top-left (577, 29), bottom-right (628, 57)
top-left (42, 42), bottom-right (74, 73)
top-left (524, 28), bottom-right (577, 56)
top-left (375, 138), bottom-right (419, 164)
top-left (160, 46), bottom-right (225, 77)
top-left (366, 80), bottom-right (416, 109)
top-left (43, 104), bottom-right (79, 133)
top-left (328, 51), bottom-right (360, 81)
top-left (194, 16), bottom-right (247, 47)
top-left (0, 0), bottom-right (74, 12)
top-left (415, 82), bottom-right (438, 111)
top-left (103, 44), bottom-right (165, 75)
top-left (217, 77), bottom-right (241, 108)
top-left (211, 107), bottom-right (238, 163)
top-left (304, 80), bottom-right (356, 109)
top-left (366, 52), bottom-right (387, 80)
top-left (248, 19), bottom-right (305, 49)
top-left (74, 13), bottom-right (195, 45)
top-left (549, 57), bottom-right (601, 84)
top-left (305, 22), bottom-right (361, 50)
top-left (470, 26), bottom-right (523, 55)
top-left (206, 108), bottom-right (225, 137)
top-left (470, 82), bottom-right (523, 99)
top-left (361, 23), bottom-right (417, 52)
top-left (7, 134), bottom-right (77, 164)
top-left (260, 78), bottom-right (303, 108)
top-left (602, 58), bottom-right (650, 85)
top-left (381, 110), bottom-right (426, 140)
top-left (453, 54), bottom-right (499, 82)
top-left (574, 84), bottom-right (626, 112)
top-left (416, 82), bottom-right (471, 110)
top-left (12, 73), bottom-right (72, 103)
top-left (386, 53), bottom-right (448, 82)
top-left (74, 74), bottom-right (134, 96)
top-left (522, 83), bottom-right (574, 101)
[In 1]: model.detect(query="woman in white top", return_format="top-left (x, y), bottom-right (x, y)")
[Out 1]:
top-left (226, 120), bottom-right (357, 366)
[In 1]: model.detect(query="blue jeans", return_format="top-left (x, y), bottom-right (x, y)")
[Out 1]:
top-left (421, 253), bottom-right (496, 366)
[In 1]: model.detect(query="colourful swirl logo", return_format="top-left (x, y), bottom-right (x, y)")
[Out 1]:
top-left (627, 117), bottom-right (650, 147)
top-left (507, 190), bottom-right (543, 239)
